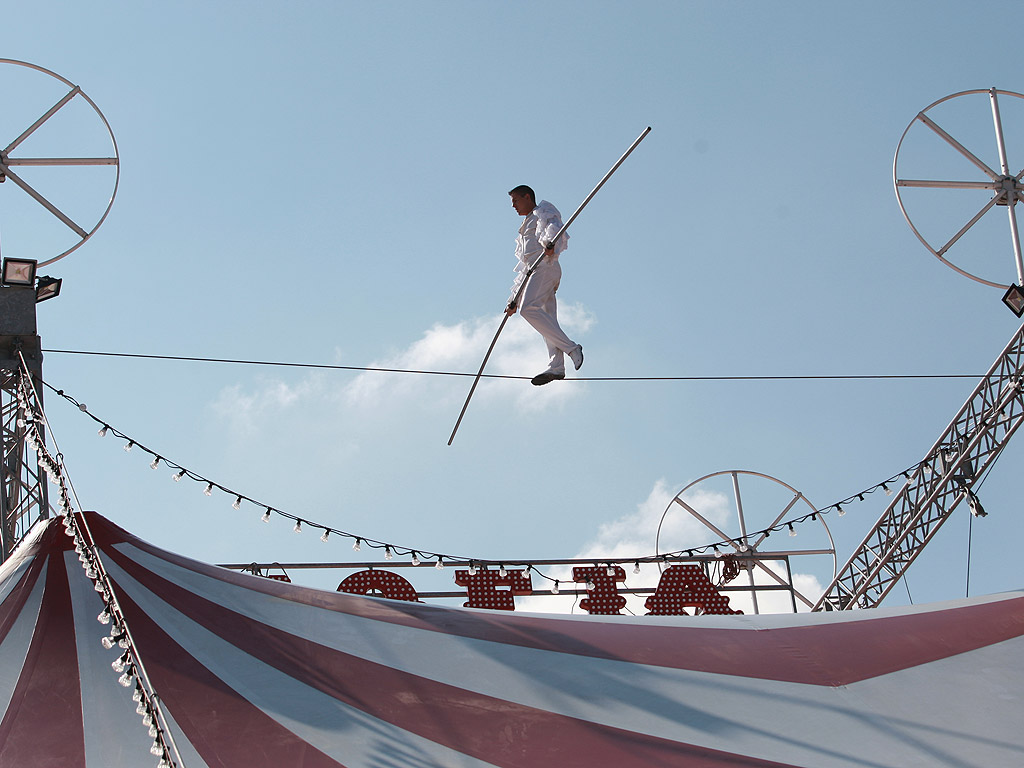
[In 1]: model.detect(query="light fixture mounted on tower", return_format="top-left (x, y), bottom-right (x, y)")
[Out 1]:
top-left (35, 276), bottom-right (62, 303)
top-left (1, 258), bottom-right (36, 287)
top-left (1003, 284), bottom-right (1024, 317)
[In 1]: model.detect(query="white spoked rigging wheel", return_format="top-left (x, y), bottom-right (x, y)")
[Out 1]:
top-left (894, 88), bottom-right (1024, 289)
top-left (0, 59), bottom-right (119, 266)
top-left (656, 470), bottom-right (836, 614)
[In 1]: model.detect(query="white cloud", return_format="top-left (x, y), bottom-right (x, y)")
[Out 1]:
top-left (342, 302), bottom-right (596, 412)
top-left (211, 374), bottom-right (329, 437)
top-left (210, 304), bottom-right (596, 436)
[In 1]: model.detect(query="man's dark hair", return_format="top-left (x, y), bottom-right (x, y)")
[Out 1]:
top-left (508, 185), bottom-right (536, 204)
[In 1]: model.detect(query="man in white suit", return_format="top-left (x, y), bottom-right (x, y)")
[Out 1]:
top-left (505, 185), bottom-right (584, 386)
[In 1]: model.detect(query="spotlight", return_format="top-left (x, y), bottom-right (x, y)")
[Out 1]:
top-left (35, 276), bottom-right (62, 303)
top-left (1003, 283), bottom-right (1024, 317)
top-left (1, 258), bottom-right (36, 286)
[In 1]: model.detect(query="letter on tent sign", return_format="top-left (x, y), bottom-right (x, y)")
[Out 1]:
top-left (573, 565), bottom-right (627, 615)
top-left (644, 564), bottom-right (742, 615)
top-left (455, 568), bottom-right (533, 610)
top-left (337, 570), bottom-right (421, 602)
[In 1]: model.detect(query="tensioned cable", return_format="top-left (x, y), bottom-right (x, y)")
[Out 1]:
top-left (42, 348), bottom-right (982, 382)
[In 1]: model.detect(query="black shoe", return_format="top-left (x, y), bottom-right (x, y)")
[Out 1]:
top-left (531, 371), bottom-right (566, 386)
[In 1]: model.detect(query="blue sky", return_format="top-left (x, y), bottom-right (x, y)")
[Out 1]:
top-left (5, 1), bottom-right (1024, 613)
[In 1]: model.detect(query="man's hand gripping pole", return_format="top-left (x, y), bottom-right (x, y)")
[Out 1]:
top-left (447, 126), bottom-right (652, 445)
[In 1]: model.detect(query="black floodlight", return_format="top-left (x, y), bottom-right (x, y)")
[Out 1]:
top-left (1, 258), bottom-right (36, 287)
top-left (1003, 283), bottom-right (1024, 317)
top-left (35, 276), bottom-right (62, 303)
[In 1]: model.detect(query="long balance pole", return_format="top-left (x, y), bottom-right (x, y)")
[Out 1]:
top-left (447, 127), bottom-right (652, 445)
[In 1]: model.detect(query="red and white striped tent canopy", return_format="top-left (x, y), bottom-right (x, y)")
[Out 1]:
top-left (2, 511), bottom-right (1024, 767)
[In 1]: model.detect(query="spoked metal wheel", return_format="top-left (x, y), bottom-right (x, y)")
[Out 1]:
top-left (894, 88), bottom-right (1024, 289)
top-left (656, 470), bottom-right (836, 614)
top-left (0, 59), bottom-right (119, 266)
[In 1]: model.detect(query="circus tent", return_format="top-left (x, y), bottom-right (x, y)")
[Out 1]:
top-left (2, 512), bottom-right (1024, 767)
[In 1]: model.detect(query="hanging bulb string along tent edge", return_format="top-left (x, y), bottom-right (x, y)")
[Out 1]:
top-left (15, 356), bottom-right (185, 768)
top-left (43, 376), bottom-right (942, 585)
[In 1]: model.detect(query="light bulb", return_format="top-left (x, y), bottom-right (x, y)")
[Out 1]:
top-left (262, 508), bottom-right (272, 523)
top-left (606, 564), bottom-right (615, 577)
top-left (150, 741), bottom-right (164, 757)
top-left (837, 504), bottom-right (846, 516)
top-left (411, 552), bottom-right (420, 566)
top-left (293, 520), bottom-right (302, 533)
top-left (352, 538), bottom-right (361, 552)
top-left (97, 610), bottom-right (111, 625)
top-left (203, 483), bottom-right (213, 496)
top-left (384, 546), bottom-right (393, 561)
top-left (551, 580), bottom-right (560, 594)
top-left (883, 483), bottom-right (892, 496)
top-left (468, 562), bottom-right (478, 576)
top-left (320, 529), bottom-right (330, 543)
top-left (633, 561), bottom-right (641, 575)
top-left (172, 469), bottom-right (186, 482)
top-left (586, 580), bottom-right (596, 591)
top-left (788, 523), bottom-right (797, 537)
top-left (123, 441), bottom-right (134, 452)
top-left (150, 457), bottom-right (161, 470)
top-left (435, 557), bottom-right (444, 570)
top-left (498, 564), bottom-right (507, 578)
top-left (98, 425), bottom-right (108, 437)
top-left (118, 672), bottom-right (134, 688)
top-left (232, 496), bottom-right (242, 510)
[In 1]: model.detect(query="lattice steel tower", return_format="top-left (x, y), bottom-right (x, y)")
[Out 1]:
top-left (0, 287), bottom-right (48, 558)
top-left (814, 324), bottom-right (1024, 610)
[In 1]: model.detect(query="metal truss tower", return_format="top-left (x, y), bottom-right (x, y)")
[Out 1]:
top-left (0, 284), bottom-right (49, 559)
top-left (815, 322), bottom-right (1024, 611)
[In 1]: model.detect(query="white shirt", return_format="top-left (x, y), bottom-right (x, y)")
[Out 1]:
top-left (515, 200), bottom-right (569, 265)
top-left (512, 200), bottom-right (569, 290)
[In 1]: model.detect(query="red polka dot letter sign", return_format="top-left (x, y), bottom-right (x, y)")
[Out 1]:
top-left (454, 568), bottom-right (533, 610)
top-left (337, 569), bottom-right (421, 602)
top-left (645, 564), bottom-right (742, 615)
top-left (573, 565), bottom-right (628, 615)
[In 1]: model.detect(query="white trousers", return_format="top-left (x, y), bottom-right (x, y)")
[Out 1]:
top-left (520, 259), bottom-right (577, 374)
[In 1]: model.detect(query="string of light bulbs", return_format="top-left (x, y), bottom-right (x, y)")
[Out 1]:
top-left (17, 362), bottom-right (182, 768)
top-left (42, 378), bottom-right (936, 588)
